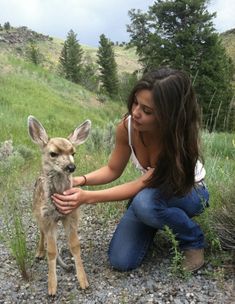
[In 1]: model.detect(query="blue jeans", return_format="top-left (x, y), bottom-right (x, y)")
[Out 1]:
top-left (108, 184), bottom-right (209, 271)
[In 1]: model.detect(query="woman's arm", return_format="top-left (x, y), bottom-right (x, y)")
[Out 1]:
top-left (52, 168), bottom-right (153, 214)
top-left (84, 168), bottom-right (153, 203)
top-left (73, 121), bottom-right (131, 186)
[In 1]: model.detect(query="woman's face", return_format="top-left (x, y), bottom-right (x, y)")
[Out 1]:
top-left (131, 90), bottom-right (158, 132)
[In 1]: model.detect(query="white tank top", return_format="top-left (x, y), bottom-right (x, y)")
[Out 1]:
top-left (127, 115), bottom-right (206, 182)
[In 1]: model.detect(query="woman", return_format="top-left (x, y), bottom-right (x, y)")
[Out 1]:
top-left (52, 68), bottom-right (209, 272)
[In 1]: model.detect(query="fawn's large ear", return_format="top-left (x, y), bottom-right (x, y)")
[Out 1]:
top-left (68, 120), bottom-right (91, 146)
top-left (27, 115), bottom-right (49, 147)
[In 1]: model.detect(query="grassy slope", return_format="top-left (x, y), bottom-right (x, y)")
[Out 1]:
top-left (0, 46), bottom-right (128, 194)
top-left (0, 49), bottom-right (125, 144)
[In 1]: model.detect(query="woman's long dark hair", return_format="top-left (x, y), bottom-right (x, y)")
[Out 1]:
top-left (127, 68), bottom-right (202, 197)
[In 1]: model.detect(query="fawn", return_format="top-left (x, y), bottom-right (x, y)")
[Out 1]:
top-left (28, 115), bottom-right (91, 295)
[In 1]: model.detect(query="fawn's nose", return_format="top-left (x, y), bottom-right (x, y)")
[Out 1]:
top-left (66, 164), bottom-right (76, 173)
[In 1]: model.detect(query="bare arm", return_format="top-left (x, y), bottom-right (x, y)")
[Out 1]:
top-left (73, 121), bottom-right (131, 186)
top-left (83, 168), bottom-right (153, 203)
top-left (52, 169), bottom-right (153, 214)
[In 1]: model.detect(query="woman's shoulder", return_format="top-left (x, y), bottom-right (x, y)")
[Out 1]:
top-left (116, 115), bottom-right (129, 132)
top-left (115, 115), bottom-right (129, 143)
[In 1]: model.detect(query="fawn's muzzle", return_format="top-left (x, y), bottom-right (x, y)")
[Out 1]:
top-left (66, 164), bottom-right (76, 173)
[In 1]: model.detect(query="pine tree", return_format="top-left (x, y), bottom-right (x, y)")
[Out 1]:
top-left (4, 22), bottom-right (11, 31)
top-left (59, 29), bottom-right (83, 83)
top-left (127, 0), bottom-right (234, 131)
top-left (97, 34), bottom-right (119, 98)
top-left (26, 41), bottom-right (41, 65)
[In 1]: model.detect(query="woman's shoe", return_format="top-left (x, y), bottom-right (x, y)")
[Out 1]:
top-left (182, 248), bottom-right (204, 272)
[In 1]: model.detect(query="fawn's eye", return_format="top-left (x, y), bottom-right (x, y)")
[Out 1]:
top-left (72, 152), bottom-right (76, 157)
top-left (50, 152), bottom-right (58, 158)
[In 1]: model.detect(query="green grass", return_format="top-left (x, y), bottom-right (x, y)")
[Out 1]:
top-left (0, 52), bottom-right (125, 144)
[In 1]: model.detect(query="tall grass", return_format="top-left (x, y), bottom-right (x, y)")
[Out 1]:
top-left (0, 192), bottom-right (31, 280)
top-left (0, 140), bottom-right (35, 279)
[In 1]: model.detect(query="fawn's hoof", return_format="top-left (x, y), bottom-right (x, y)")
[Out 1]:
top-left (80, 277), bottom-right (89, 289)
top-left (48, 284), bottom-right (57, 296)
top-left (35, 251), bottom-right (46, 259)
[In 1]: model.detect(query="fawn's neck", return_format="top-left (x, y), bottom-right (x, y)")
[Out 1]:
top-left (43, 170), bottom-right (72, 195)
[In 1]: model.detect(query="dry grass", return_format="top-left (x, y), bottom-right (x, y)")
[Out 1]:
top-left (212, 187), bottom-right (235, 251)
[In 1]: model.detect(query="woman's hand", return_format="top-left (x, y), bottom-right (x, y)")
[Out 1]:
top-left (52, 187), bottom-right (86, 215)
top-left (72, 176), bottom-right (86, 187)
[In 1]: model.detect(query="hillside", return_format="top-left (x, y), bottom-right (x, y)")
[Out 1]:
top-left (0, 26), bottom-right (141, 75)
top-left (0, 26), bottom-right (138, 145)
top-left (1, 25), bottom-right (234, 75)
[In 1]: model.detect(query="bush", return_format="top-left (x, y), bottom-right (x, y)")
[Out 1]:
top-left (25, 41), bottom-right (43, 65)
top-left (0, 141), bottom-right (32, 175)
top-left (86, 122), bottom-right (116, 154)
top-left (0, 140), bottom-right (14, 161)
top-left (17, 144), bottom-right (34, 160)
top-left (4, 22), bottom-right (11, 31)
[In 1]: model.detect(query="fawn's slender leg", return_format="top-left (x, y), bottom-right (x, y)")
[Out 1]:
top-left (35, 229), bottom-right (46, 258)
top-left (63, 218), bottom-right (89, 289)
top-left (46, 226), bottom-right (58, 296)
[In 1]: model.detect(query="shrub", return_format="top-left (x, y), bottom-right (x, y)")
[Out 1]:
top-left (86, 122), bottom-right (116, 154)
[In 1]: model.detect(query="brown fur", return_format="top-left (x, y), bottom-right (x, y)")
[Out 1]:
top-left (28, 116), bottom-right (91, 295)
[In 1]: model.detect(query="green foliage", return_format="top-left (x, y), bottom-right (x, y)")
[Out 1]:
top-left (163, 225), bottom-right (189, 278)
top-left (0, 140), bottom-right (26, 175)
top-left (0, 141), bottom-right (32, 280)
top-left (0, 194), bottom-right (31, 280)
top-left (25, 41), bottom-right (42, 65)
top-left (4, 21), bottom-right (11, 31)
top-left (97, 34), bottom-right (119, 98)
top-left (86, 122), bottom-right (116, 154)
top-left (127, 0), bottom-right (234, 131)
top-left (59, 29), bottom-right (83, 83)
top-left (196, 132), bottom-right (235, 254)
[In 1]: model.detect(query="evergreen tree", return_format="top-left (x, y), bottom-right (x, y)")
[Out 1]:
top-left (59, 29), bottom-right (83, 83)
top-left (97, 34), bottom-right (119, 98)
top-left (127, 0), bottom-right (234, 131)
top-left (4, 22), bottom-right (11, 30)
top-left (26, 41), bottom-right (41, 65)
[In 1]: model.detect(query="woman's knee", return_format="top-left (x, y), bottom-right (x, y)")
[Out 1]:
top-left (131, 188), bottom-right (160, 218)
top-left (108, 248), bottom-right (138, 271)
